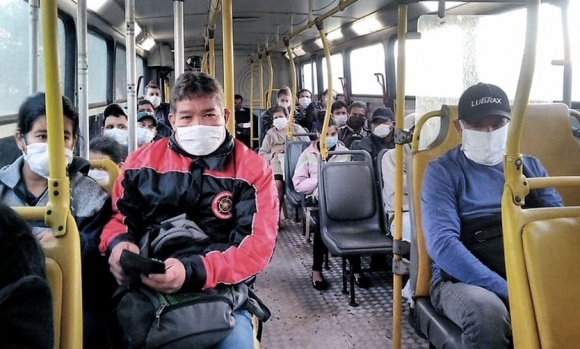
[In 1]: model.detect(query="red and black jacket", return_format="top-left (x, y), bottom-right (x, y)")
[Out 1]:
top-left (99, 133), bottom-right (279, 291)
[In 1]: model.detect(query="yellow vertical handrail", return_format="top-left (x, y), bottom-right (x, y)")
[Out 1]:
top-left (222, 0), bottom-right (235, 136)
top-left (392, 6), bottom-right (408, 349)
top-left (202, 50), bottom-right (209, 74)
top-left (316, 19), bottom-right (332, 161)
top-left (209, 27), bottom-right (216, 78)
top-left (284, 37), bottom-right (297, 140)
top-left (259, 54), bottom-right (265, 109)
top-left (41, 1), bottom-right (83, 348)
top-left (266, 50), bottom-right (274, 109)
top-left (502, 1), bottom-right (541, 348)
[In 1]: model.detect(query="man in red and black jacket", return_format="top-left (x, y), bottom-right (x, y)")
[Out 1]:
top-left (100, 72), bottom-right (279, 348)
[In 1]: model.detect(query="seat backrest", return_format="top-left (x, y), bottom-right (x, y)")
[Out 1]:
top-left (318, 150), bottom-right (386, 234)
top-left (284, 139), bottom-right (312, 207)
top-left (89, 159), bottom-right (120, 195)
top-left (520, 103), bottom-right (580, 206)
top-left (408, 105), bottom-right (461, 298)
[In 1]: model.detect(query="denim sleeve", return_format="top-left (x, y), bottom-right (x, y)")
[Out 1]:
top-left (422, 160), bottom-right (509, 300)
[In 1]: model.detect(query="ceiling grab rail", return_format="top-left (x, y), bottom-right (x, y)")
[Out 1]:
top-left (285, 37), bottom-right (298, 140)
top-left (392, 5), bottom-right (408, 349)
top-left (257, 0), bottom-right (359, 56)
top-left (222, 0), bottom-right (235, 136)
top-left (316, 18), bottom-right (332, 161)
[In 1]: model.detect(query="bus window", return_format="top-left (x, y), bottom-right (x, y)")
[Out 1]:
top-left (137, 55), bottom-right (144, 88)
top-left (115, 46), bottom-right (127, 101)
top-left (0, 0), bottom-right (66, 116)
top-left (302, 61), bottom-right (317, 96)
top-left (88, 33), bottom-right (108, 104)
top-left (350, 43), bottom-right (385, 95)
top-left (321, 53), bottom-right (344, 94)
top-left (569, 1), bottom-right (580, 102)
top-left (38, 19), bottom-right (66, 94)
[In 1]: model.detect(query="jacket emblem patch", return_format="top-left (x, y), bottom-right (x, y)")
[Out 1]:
top-left (212, 191), bottom-right (233, 220)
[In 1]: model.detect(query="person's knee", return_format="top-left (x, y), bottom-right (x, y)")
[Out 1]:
top-left (462, 290), bottom-right (510, 348)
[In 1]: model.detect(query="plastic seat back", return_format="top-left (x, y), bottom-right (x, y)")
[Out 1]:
top-left (318, 150), bottom-right (391, 255)
top-left (284, 139), bottom-right (312, 207)
top-left (520, 103), bottom-right (580, 206)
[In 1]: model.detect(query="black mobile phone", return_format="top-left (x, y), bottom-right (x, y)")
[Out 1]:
top-left (119, 249), bottom-right (166, 275)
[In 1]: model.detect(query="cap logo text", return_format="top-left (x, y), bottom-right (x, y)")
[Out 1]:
top-left (471, 97), bottom-right (502, 107)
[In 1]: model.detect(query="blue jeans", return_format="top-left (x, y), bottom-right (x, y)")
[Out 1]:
top-left (211, 310), bottom-right (254, 349)
top-left (431, 279), bottom-right (511, 349)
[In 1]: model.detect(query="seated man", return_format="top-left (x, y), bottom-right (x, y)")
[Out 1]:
top-left (102, 103), bottom-right (129, 145)
top-left (136, 111), bottom-right (157, 147)
top-left (353, 107), bottom-right (395, 165)
top-left (100, 72), bottom-right (278, 348)
top-left (138, 99), bottom-right (173, 139)
top-left (339, 101), bottom-right (368, 148)
top-left (422, 83), bottom-right (563, 348)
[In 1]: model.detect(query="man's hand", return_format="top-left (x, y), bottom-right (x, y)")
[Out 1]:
top-left (109, 242), bottom-right (140, 285)
top-left (141, 258), bottom-right (186, 294)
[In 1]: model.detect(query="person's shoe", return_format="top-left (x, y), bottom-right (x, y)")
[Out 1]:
top-left (312, 273), bottom-right (329, 291)
top-left (354, 273), bottom-right (371, 288)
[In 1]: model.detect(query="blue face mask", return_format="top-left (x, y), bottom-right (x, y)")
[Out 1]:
top-left (326, 136), bottom-right (338, 149)
top-left (235, 104), bottom-right (243, 112)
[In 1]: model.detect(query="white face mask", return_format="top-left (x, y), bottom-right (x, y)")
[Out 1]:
top-left (334, 114), bottom-right (348, 127)
top-left (278, 101), bottom-right (291, 109)
top-left (137, 127), bottom-right (155, 146)
top-left (176, 125), bottom-right (226, 156)
top-left (273, 117), bottom-right (288, 130)
top-left (104, 128), bottom-right (128, 145)
top-left (461, 122), bottom-right (509, 166)
top-left (299, 97), bottom-right (311, 109)
top-left (23, 143), bottom-right (73, 179)
top-left (373, 124), bottom-right (392, 138)
top-left (148, 95), bottom-right (161, 108)
top-left (88, 169), bottom-right (110, 185)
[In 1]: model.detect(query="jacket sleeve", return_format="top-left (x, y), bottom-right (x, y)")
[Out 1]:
top-left (180, 156), bottom-right (279, 290)
top-left (292, 151), bottom-right (318, 195)
top-left (422, 160), bottom-right (509, 300)
top-left (98, 164), bottom-right (142, 254)
top-left (258, 134), bottom-right (275, 161)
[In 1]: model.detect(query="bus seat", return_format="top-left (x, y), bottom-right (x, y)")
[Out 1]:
top-left (284, 137), bottom-right (313, 223)
top-left (520, 103), bottom-right (580, 206)
top-left (407, 105), bottom-right (462, 348)
top-left (521, 217), bottom-right (580, 348)
top-left (89, 159), bottom-right (120, 195)
top-left (318, 150), bottom-right (393, 306)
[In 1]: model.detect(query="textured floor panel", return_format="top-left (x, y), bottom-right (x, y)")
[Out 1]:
top-left (255, 218), bottom-right (430, 349)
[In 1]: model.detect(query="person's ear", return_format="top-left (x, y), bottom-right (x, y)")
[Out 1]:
top-left (169, 113), bottom-right (177, 131)
top-left (224, 109), bottom-right (231, 125)
top-left (15, 132), bottom-right (26, 152)
top-left (453, 119), bottom-right (463, 135)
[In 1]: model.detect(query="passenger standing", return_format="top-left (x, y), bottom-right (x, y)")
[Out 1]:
top-left (352, 107), bottom-right (395, 163)
top-left (339, 101), bottom-right (368, 148)
top-left (259, 106), bottom-right (310, 225)
top-left (303, 89), bottom-right (337, 132)
top-left (144, 81), bottom-right (172, 130)
top-left (422, 83), bottom-right (563, 348)
top-left (0, 92), bottom-right (115, 349)
top-left (294, 88), bottom-right (312, 130)
top-left (100, 72), bottom-right (278, 349)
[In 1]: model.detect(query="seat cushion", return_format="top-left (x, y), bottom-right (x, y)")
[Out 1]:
top-left (321, 229), bottom-right (392, 256)
top-left (415, 297), bottom-right (463, 349)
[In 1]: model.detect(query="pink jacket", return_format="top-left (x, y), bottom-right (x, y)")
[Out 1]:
top-left (292, 141), bottom-right (351, 198)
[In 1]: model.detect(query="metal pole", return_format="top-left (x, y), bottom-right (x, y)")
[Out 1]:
top-left (77, 0), bottom-right (89, 158)
top-left (173, 0), bottom-right (185, 78)
top-left (560, 1), bottom-right (572, 107)
top-left (29, 0), bottom-right (40, 93)
top-left (222, 0), bottom-right (235, 136)
top-left (392, 6), bottom-right (407, 349)
top-left (126, 0), bottom-right (137, 153)
top-left (316, 19), bottom-right (332, 161)
top-left (259, 54), bottom-right (265, 109)
top-left (209, 27), bottom-right (216, 77)
top-left (285, 37), bottom-right (297, 140)
top-left (250, 60), bottom-right (255, 148)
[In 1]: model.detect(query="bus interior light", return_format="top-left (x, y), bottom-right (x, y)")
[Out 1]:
top-left (140, 36), bottom-right (156, 51)
top-left (351, 16), bottom-right (382, 36)
top-left (86, 0), bottom-right (107, 12)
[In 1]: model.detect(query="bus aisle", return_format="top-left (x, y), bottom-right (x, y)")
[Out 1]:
top-left (257, 217), bottom-right (429, 349)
